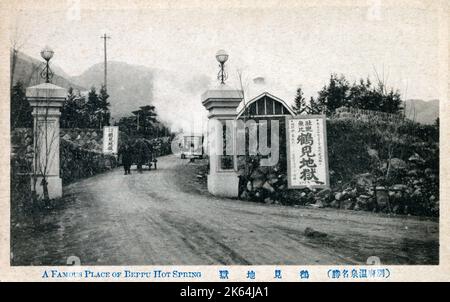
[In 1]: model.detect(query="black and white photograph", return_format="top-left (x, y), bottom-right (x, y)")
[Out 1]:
top-left (1, 0), bottom-right (448, 282)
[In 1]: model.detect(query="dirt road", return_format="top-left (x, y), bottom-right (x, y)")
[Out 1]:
top-left (12, 155), bottom-right (438, 265)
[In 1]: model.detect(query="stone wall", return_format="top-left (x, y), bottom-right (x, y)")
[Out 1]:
top-left (334, 106), bottom-right (404, 124)
top-left (60, 139), bottom-right (118, 184)
top-left (11, 128), bottom-right (118, 186)
top-left (60, 128), bottom-right (104, 152)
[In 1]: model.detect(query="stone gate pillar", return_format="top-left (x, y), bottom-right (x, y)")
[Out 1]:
top-left (26, 83), bottom-right (67, 199)
top-left (201, 84), bottom-right (243, 197)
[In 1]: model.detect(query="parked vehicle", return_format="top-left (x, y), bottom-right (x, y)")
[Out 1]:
top-left (180, 135), bottom-right (203, 159)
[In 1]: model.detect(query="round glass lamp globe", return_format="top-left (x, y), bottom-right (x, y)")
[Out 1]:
top-left (215, 49), bottom-right (229, 64)
top-left (40, 46), bottom-right (54, 61)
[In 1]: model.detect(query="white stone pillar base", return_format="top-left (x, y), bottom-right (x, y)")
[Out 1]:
top-left (207, 172), bottom-right (239, 198)
top-left (30, 176), bottom-right (62, 199)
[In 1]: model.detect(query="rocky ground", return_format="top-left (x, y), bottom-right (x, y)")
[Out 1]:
top-left (11, 155), bottom-right (438, 266)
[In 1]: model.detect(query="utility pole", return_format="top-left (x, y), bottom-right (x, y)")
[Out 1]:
top-left (100, 33), bottom-right (111, 91)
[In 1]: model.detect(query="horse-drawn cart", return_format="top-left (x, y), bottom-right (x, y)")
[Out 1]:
top-left (132, 139), bottom-right (158, 171)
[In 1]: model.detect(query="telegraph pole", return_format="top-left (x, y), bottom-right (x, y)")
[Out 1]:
top-left (101, 33), bottom-right (111, 91)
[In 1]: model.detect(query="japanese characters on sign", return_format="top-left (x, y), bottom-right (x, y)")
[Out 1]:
top-left (102, 126), bottom-right (119, 154)
top-left (286, 115), bottom-right (329, 189)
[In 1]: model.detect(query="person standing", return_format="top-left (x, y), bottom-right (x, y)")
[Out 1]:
top-left (120, 144), bottom-right (132, 175)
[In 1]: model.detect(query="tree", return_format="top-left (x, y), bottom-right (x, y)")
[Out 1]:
top-left (118, 105), bottom-right (170, 140)
top-left (97, 85), bottom-right (111, 128)
top-left (86, 87), bottom-right (101, 128)
top-left (11, 81), bottom-right (32, 128)
top-left (316, 74), bottom-right (351, 116)
top-left (98, 86), bottom-right (109, 128)
top-left (292, 86), bottom-right (307, 115)
top-left (61, 87), bottom-right (80, 128)
top-left (132, 105), bottom-right (157, 137)
top-left (315, 73), bottom-right (403, 116)
top-left (348, 78), bottom-right (373, 110)
top-left (308, 96), bottom-right (323, 114)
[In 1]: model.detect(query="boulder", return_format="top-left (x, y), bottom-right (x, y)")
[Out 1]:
top-left (407, 170), bottom-right (418, 176)
top-left (264, 197), bottom-right (274, 204)
top-left (334, 192), bottom-right (344, 201)
top-left (329, 200), bottom-right (340, 208)
top-left (250, 169), bottom-right (265, 181)
top-left (392, 184), bottom-right (408, 191)
top-left (387, 158), bottom-right (407, 171)
top-left (367, 148), bottom-right (379, 160)
top-left (394, 191), bottom-right (403, 199)
top-left (375, 189), bottom-right (389, 206)
top-left (347, 188), bottom-right (358, 198)
top-left (412, 189), bottom-right (422, 198)
top-left (304, 227), bottom-right (327, 238)
top-left (341, 199), bottom-right (354, 210)
top-left (267, 174), bottom-right (278, 185)
top-left (316, 188), bottom-right (331, 198)
top-left (312, 199), bottom-right (324, 208)
top-left (262, 181), bottom-right (275, 193)
top-left (240, 191), bottom-right (249, 200)
top-left (258, 166), bottom-right (271, 175)
top-left (408, 153), bottom-right (424, 163)
top-left (252, 179), bottom-right (264, 189)
top-left (424, 168), bottom-right (433, 176)
top-left (355, 173), bottom-right (374, 187)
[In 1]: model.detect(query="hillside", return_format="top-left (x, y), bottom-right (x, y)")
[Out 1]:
top-left (404, 99), bottom-right (439, 125)
top-left (11, 51), bottom-right (85, 91)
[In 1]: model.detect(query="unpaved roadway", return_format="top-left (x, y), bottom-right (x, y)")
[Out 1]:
top-left (12, 155), bottom-right (438, 265)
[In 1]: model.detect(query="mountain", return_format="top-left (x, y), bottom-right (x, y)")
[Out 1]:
top-left (69, 61), bottom-right (156, 119)
top-left (11, 51), bottom-right (85, 91)
top-left (70, 61), bottom-right (211, 130)
top-left (404, 99), bottom-right (439, 125)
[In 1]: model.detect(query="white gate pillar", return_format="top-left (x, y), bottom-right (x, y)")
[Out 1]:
top-left (201, 84), bottom-right (243, 197)
top-left (26, 83), bottom-right (66, 199)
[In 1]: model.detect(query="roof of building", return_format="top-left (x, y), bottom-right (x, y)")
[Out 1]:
top-left (236, 91), bottom-right (295, 118)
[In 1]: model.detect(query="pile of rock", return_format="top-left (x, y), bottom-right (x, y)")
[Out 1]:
top-left (236, 153), bottom-right (439, 217)
top-left (326, 155), bottom-right (437, 216)
top-left (237, 156), bottom-right (288, 204)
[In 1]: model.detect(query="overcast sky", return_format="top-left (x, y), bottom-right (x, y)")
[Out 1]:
top-left (10, 0), bottom-right (444, 130)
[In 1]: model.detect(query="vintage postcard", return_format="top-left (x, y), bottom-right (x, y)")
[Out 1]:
top-left (0, 0), bottom-right (448, 284)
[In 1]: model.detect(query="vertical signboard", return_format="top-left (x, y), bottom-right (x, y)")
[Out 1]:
top-left (102, 126), bottom-right (119, 154)
top-left (286, 115), bottom-right (329, 189)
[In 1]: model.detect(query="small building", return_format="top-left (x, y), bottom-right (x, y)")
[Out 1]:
top-left (202, 87), bottom-right (295, 198)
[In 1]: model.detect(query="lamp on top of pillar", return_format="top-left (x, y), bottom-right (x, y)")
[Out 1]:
top-left (216, 49), bottom-right (229, 84)
top-left (26, 47), bottom-right (66, 200)
top-left (40, 45), bottom-right (54, 83)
